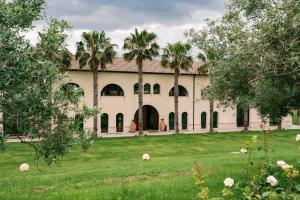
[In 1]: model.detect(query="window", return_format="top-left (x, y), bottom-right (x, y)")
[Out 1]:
top-left (213, 111), bottom-right (218, 128)
top-left (116, 113), bottom-right (123, 132)
top-left (153, 84), bottom-right (160, 94)
top-left (101, 113), bottom-right (109, 133)
top-left (169, 112), bottom-right (174, 130)
top-left (101, 84), bottom-right (124, 96)
top-left (182, 112), bottom-right (188, 129)
top-left (75, 114), bottom-right (84, 132)
top-left (134, 83), bottom-right (138, 94)
top-left (169, 85), bottom-right (188, 96)
top-left (62, 83), bottom-right (84, 96)
top-left (201, 112), bottom-right (207, 129)
top-left (236, 105), bottom-right (250, 127)
top-left (144, 83), bottom-right (150, 94)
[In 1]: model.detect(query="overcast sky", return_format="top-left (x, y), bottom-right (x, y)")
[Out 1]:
top-left (26, 0), bottom-right (228, 54)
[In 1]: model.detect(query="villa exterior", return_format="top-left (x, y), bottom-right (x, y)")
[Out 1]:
top-left (66, 58), bottom-right (292, 135)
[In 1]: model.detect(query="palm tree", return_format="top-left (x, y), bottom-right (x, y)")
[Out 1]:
top-left (123, 28), bottom-right (160, 136)
top-left (76, 31), bottom-right (117, 134)
top-left (197, 52), bottom-right (214, 132)
top-left (161, 42), bottom-right (193, 134)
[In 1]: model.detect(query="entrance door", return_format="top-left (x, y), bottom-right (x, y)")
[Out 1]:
top-left (134, 105), bottom-right (159, 131)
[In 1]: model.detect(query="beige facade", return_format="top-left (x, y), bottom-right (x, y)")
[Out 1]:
top-left (66, 68), bottom-right (292, 135)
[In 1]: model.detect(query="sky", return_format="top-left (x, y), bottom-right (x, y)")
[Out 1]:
top-left (26, 0), bottom-right (228, 54)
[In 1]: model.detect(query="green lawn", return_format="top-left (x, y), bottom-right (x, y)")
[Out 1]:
top-left (0, 130), bottom-right (299, 200)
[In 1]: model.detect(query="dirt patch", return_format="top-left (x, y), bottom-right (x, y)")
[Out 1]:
top-left (32, 188), bottom-right (48, 193)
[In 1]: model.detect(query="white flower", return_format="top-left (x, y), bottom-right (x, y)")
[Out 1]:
top-left (240, 147), bottom-right (247, 154)
top-left (296, 134), bottom-right (300, 141)
top-left (266, 175), bottom-right (278, 186)
top-left (224, 178), bottom-right (234, 187)
top-left (276, 160), bottom-right (286, 168)
top-left (19, 163), bottom-right (29, 172)
top-left (282, 164), bottom-right (293, 170)
top-left (142, 153), bottom-right (150, 161)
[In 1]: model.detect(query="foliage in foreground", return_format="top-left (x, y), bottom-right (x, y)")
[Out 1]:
top-left (0, 1), bottom-right (98, 165)
top-left (194, 125), bottom-right (300, 199)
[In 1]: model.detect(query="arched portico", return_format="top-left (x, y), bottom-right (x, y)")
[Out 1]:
top-left (134, 105), bottom-right (159, 131)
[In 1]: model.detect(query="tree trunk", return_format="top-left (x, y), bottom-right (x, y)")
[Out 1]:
top-left (174, 68), bottom-right (180, 134)
top-left (277, 118), bottom-right (282, 130)
top-left (297, 109), bottom-right (300, 125)
top-left (209, 99), bottom-right (214, 132)
top-left (93, 70), bottom-right (98, 135)
top-left (243, 107), bottom-right (249, 131)
top-left (138, 63), bottom-right (144, 136)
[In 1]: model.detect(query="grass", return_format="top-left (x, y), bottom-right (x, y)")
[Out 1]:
top-left (0, 130), bottom-right (299, 200)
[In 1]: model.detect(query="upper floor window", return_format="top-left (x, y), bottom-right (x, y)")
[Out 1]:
top-left (153, 84), bottom-right (160, 94)
top-left (101, 84), bottom-right (124, 96)
top-left (169, 85), bottom-right (188, 96)
top-left (62, 83), bottom-right (84, 96)
top-left (144, 83), bottom-right (150, 94)
top-left (133, 83), bottom-right (139, 94)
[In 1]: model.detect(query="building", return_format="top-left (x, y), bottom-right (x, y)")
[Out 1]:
top-left (66, 57), bottom-right (292, 135)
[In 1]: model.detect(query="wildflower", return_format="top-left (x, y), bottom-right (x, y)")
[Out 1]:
top-left (296, 134), bottom-right (300, 141)
top-left (282, 164), bottom-right (293, 170)
top-left (266, 175), bottom-right (278, 186)
top-left (240, 147), bottom-right (247, 154)
top-left (19, 163), bottom-right (30, 172)
top-left (276, 160), bottom-right (286, 168)
top-left (142, 153), bottom-right (150, 161)
top-left (224, 178), bottom-right (234, 187)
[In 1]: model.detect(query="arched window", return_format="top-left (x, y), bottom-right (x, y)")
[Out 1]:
top-left (169, 85), bottom-right (188, 96)
top-left (201, 112), bottom-right (207, 129)
top-left (62, 83), bottom-right (84, 96)
top-left (101, 84), bottom-right (124, 96)
top-left (153, 84), bottom-right (160, 94)
top-left (116, 113), bottom-right (123, 132)
top-left (213, 111), bottom-right (218, 128)
top-left (101, 113), bottom-right (109, 133)
top-left (182, 112), bottom-right (188, 129)
top-left (75, 114), bottom-right (84, 132)
top-left (134, 83), bottom-right (138, 94)
top-left (169, 112), bottom-right (174, 130)
top-left (144, 83), bottom-right (151, 94)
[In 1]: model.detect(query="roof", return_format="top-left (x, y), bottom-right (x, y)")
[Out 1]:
top-left (68, 57), bottom-right (202, 75)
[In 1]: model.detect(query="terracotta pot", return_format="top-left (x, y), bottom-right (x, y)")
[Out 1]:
top-left (160, 119), bottom-right (166, 131)
top-left (129, 120), bottom-right (137, 133)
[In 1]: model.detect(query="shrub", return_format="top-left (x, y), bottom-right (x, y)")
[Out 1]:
top-left (78, 131), bottom-right (94, 152)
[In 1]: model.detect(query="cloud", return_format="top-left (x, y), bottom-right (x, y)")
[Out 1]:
top-left (44, 0), bottom-right (227, 30)
top-left (26, 0), bottom-right (228, 55)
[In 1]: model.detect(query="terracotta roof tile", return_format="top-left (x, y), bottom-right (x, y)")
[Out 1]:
top-left (69, 57), bottom-right (202, 75)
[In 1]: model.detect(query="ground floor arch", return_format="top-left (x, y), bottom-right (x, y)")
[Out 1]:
top-left (134, 105), bottom-right (159, 131)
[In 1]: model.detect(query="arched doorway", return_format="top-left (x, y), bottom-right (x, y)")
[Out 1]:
top-left (101, 113), bottom-right (109, 133)
top-left (134, 105), bottom-right (159, 131)
top-left (169, 112), bottom-right (174, 130)
top-left (182, 112), bottom-right (188, 129)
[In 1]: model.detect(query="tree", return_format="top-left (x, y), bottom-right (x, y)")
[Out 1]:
top-left (76, 31), bottom-right (117, 135)
top-left (0, 1), bottom-right (98, 164)
top-left (187, 11), bottom-right (257, 131)
top-left (123, 28), bottom-right (160, 136)
top-left (197, 53), bottom-right (215, 132)
top-left (161, 42), bottom-right (193, 134)
top-left (37, 18), bottom-right (73, 71)
top-left (187, 0), bottom-right (299, 128)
